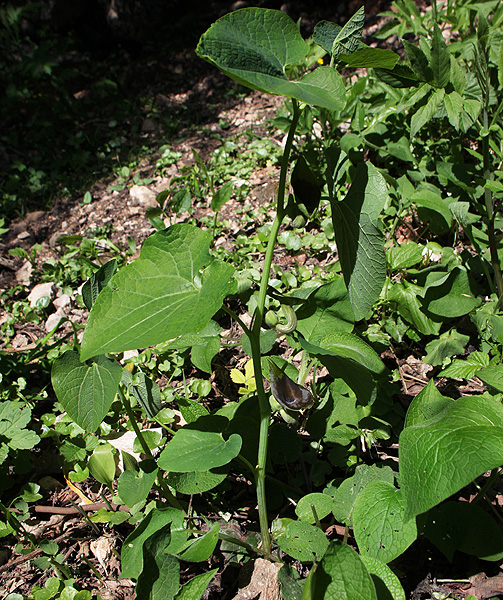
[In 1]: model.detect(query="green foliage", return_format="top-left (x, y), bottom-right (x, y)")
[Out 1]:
top-left (7, 2), bottom-right (503, 599)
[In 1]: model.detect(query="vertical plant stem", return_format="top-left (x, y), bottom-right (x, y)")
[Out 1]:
top-left (482, 94), bottom-right (503, 300)
top-left (250, 99), bottom-right (301, 554)
top-left (119, 386), bottom-right (184, 511)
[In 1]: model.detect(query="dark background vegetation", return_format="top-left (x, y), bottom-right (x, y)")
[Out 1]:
top-left (0, 0), bottom-right (388, 220)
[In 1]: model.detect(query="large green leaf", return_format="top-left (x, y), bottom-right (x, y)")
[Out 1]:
top-left (313, 541), bottom-right (377, 599)
top-left (313, 8), bottom-right (365, 61)
top-left (196, 8), bottom-right (345, 111)
top-left (421, 268), bottom-right (480, 318)
top-left (51, 351), bottom-right (123, 432)
top-left (158, 428), bottom-right (241, 472)
top-left (331, 162), bottom-right (387, 321)
top-left (136, 527), bottom-right (180, 600)
top-left (121, 508), bottom-right (186, 579)
top-left (430, 22), bottom-right (450, 88)
top-left (360, 556), bottom-right (406, 600)
top-left (400, 396), bottom-right (503, 520)
top-left (175, 569), bottom-right (218, 600)
top-left (81, 224), bottom-right (235, 361)
top-left (295, 279), bottom-right (354, 345)
top-left (276, 521), bottom-right (329, 562)
top-left (353, 481), bottom-right (417, 563)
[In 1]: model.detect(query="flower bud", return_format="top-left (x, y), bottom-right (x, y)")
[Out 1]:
top-left (268, 358), bottom-right (314, 411)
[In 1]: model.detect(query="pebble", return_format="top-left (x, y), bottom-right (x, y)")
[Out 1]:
top-left (28, 282), bottom-right (54, 307)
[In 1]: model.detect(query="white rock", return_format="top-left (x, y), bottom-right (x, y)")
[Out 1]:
top-left (130, 184), bottom-right (158, 208)
top-left (28, 282), bottom-right (54, 307)
top-left (16, 260), bottom-right (33, 286)
top-left (53, 294), bottom-right (71, 310)
top-left (45, 312), bottom-right (64, 332)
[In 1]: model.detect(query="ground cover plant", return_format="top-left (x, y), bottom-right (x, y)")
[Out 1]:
top-left (3, 0), bottom-right (503, 598)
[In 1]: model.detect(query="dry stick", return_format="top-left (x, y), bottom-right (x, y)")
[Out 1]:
top-left (0, 528), bottom-right (84, 574)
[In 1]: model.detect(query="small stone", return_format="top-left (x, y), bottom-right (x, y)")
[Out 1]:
top-left (16, 260), bottom-right (33, 286)
top-left (141, 118), bottom-right (157, 133)
top-left (45, 311), bottom-right (64, 332)
top-left (130, 185), bottom-right (158, 208)
top-left (28, 282), bottom-right (54, 307)
top-left (25, 210), bottom-right (46, 223)
top-left (53, 294), bottom-right (71, 310)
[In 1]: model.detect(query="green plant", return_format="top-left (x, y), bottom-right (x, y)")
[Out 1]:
top-left (44, 4), bottom-right (503, 600)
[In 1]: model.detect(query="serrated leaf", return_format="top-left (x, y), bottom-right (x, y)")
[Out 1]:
top-left (51, 351), bottom-right (123, 432)
top-left (313, 7), bottom-right (365, 61)
top-left (430, 23), bottom-right (450, 88)
top-left (404, 41), bottom-right (432, 82)
top-left (313, 542), bottom-right (377, 599)
top-left (331, 162), bottom-right (387, 321)
top-left (439, 351), bottom-right (489, 380)
top-left (197, 8), bottom-right (345, 111)
top-left (424, 329), bottom-right (469, 366)
top-left (158, 428), bottom-right (241, 472)
top-left (410, 88), bottom-right (444, 137)
top-left (400, 396), bottom-right (503, 520)
top-left (444, 91), bottom-right (463, 130)
top-left (81, 224), bottom-right (235, 361)
top-left (353, 481), bottom-right (417, 563)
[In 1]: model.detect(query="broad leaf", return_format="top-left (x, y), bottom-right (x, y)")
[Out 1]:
top-left (421, 268), bottom-right (479, 318)
top-left (353, 481), bottom-right (417, 563)
top-left (158, 428), bottom-right (241, 472)
top-left (360, 556), bottom-right (406, 600)
top-left (175, 569), bottom-right (218, 600)
top-left (121, 508), bottom-right (186, 579)
top-left (400, 396), bottom-right (503, 520)
top-left (424, 501), bottom-right (503, 561)
top-left (276, 521), bottom-right (329, 562)
top-left (475, 365), bottom-right (503, 392)
top-left (82, 259), bottom-right (117, 310)
top-left (296, 279), bottom-right (354, 345)
top-left (117, 460), bottom-right (158, 508)
top-left (180, 523), bottom-right (220, 562)
top-left (296, 493), bottom-right (334, 524)
top-left (81, 224), bottom-right (235, 360)
top-left (313, 542), bottom-right (377, 599)
top-left (196, 8), bottom-right (345, 111)
top-left (136, 528), bottom-right (180, 600)
top-left (404, 379), bottom-right (454, 428)
top-left (51, 351), bottom-right (123, 432)
top-left (329, 464), bottom-right (395, 525)
top-left (166, 468), bottom-right (228, 494)
top-left (339, 47), bottom-right (399, 69)
top-left (331, 162), bottom-right (387, 321)
top-left (313, 8), bottom-right (365, 61)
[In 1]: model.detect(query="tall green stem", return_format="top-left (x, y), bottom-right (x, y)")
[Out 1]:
top-left (119, 386), bottom-right (184, 511)
top-left (249, 100), bottom-right (301, 554)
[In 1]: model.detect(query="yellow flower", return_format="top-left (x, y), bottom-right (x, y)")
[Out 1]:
top-left (317, 58), bottom-right (324, 65)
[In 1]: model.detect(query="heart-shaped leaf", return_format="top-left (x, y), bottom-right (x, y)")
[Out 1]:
top-left (196, 8), bottom-right (345, 111)
top-left (158, 429), bottom-right (242, 472)
top-left (51, 351), bottom-right (123, 432)
top-left (400, 395), bottom-right (503, 520)
top-left (353, 481), bottom-right (417, 563)
top-left (81, 224), bottom-right (235, 360)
